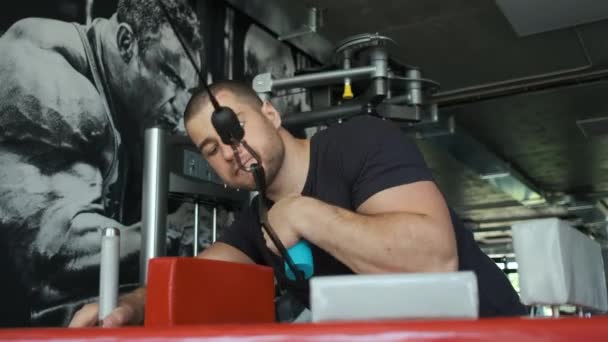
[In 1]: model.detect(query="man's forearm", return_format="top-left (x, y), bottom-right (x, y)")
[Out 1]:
top-left (296, 198), bottom-right (458, 274)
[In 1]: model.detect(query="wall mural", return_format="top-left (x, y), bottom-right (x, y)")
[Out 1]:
top-left (243, 24), bottom-right (310, 115)
top-left (0, 0), bottom-right (315, 327)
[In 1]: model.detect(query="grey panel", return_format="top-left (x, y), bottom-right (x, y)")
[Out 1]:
top-left (577, 117), bottom-right (608, 138)
top-left (496, 0), bottom-right (608, 36)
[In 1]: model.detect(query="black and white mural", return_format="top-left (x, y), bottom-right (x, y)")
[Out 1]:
top-left (0, 0), bottom-right (315, 327)
top-left (243, 24), bottom-right (310, 115)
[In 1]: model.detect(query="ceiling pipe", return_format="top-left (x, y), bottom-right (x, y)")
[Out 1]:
top-left (434, 28), bottom-right (600, 106)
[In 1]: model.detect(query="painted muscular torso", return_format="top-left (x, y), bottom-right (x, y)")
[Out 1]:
top-left (0, 19), bottom-right (137, 311)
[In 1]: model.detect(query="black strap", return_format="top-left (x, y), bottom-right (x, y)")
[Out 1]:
top-left (250, 197), bottom-right (288, 293)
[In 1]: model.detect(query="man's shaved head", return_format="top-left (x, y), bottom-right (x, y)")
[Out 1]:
top-left (184, 80), bottom-right (263, 124)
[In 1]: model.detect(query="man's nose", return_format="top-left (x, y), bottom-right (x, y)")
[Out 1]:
top-left (219, 143), bottom-right (235, 161)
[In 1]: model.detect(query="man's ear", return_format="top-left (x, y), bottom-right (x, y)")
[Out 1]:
top-left (116, 23), bottom-right (136, 63)
top-left (261, 101), bottom-right (282, 129)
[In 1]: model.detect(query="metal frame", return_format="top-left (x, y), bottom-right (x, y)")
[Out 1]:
top-left (140, 127), bottom-right (169, 285)
top-left (253, 33), bottom-right (439, 128)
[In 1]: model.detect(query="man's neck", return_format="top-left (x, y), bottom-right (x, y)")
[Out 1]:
top-left (266, 131), bottom-right (311, 202)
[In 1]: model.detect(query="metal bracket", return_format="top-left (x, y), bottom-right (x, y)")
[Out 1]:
top-left (278, 7), bottom-right (320, 41)
top-left (252, 73), bottom-right (274, 98)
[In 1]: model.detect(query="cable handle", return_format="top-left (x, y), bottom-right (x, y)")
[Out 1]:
top-left (251, 165), bottom-right (313, 282)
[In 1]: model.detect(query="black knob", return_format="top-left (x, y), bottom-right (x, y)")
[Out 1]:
top-left (211, 106), bottom-right (244, 145)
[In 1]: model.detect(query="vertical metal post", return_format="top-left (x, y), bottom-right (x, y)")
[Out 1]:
top-left (99, 227), bottom-right (120, 322)
top-left (529, 305), bottom-right (535, 317)
top-left (140, 127), bottom-right (169, 285)
top-left (212, 206), bottom-right (217, 243)
top-left (552, 305), bottom-right (560, 318)
top-left (407, 69), bottom-right (423, 105)
top-left (370, 47), bottom-right (388, 98)
top-left (193, 202), bottom-right (199, 256)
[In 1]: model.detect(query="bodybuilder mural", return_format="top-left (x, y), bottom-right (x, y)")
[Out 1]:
top-left (0, 0), bottom-right (215, 326)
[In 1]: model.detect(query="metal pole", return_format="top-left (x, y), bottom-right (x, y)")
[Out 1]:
top-left (212, 206), bottom-right (217, 243)
top-left (99, 227), bottom-right (120, 322)
top-left (552, 305), bottom-right (560, 318)
top-left (193, 202), bottom-right (199, 256)
top-left (252, 66), bottom-right (381, 94)
top-left (529, 305), bottom-right (535, 317)
top-left (269, 66), bottom-right (375, 91)
top-left (140, 126), bottom-right (169, 285)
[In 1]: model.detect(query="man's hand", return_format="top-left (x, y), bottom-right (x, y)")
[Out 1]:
top-left (68, 288), bottom-right (146, 328)
top-left (264, 195), bottom-right (310, 255)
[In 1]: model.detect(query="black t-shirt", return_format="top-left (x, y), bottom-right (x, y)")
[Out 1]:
top-left (219, 116), bottom-right (526, 317)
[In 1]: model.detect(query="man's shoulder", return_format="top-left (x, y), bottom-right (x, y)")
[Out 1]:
top-left (0, 19), bottom-right (110, 149)
top-left (2, 18), bottom-right (82, 48)
top-left (0, 18), bottom-right (103, 111)
top-left (1, 18), bottom-right (89, 75)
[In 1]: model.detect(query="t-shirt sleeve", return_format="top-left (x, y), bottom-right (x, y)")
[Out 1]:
top-left (342, 117), bottom-right (434, 209)
top-left (217, 205), bottom-right (265, 264)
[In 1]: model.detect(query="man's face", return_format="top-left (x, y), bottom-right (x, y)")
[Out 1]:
top-left (121, 23), bottom-right (199, 131)
top-left (186, 92), bottom-right (285, 190)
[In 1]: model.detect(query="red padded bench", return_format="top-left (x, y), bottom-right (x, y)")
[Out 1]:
top-left (2, 257), bottom-right (608, 341)
top-left (1, 317), bottom-right (608, 341)
top-left (144, 257), bottom-right (275, 326)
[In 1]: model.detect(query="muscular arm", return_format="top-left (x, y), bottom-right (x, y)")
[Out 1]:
top-left (292, 181), bottom-right (458, 274)
top-left (267, 119), bottom-right (459, 275)
top-left (197, 242), bottom-right (256, 264)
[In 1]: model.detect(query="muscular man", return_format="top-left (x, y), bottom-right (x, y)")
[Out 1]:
top-left (0, 0), bottom-right (201, 326)
top-left (70, 80), bottom-right (526, 327)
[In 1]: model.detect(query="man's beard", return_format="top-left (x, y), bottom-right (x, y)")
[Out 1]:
top-left (262, 139), bottom-right (285, 191)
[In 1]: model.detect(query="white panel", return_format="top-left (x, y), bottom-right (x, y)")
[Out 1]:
top-left (512, 217), bottom-right (608, 311)
top-left (310, 271), bottom-right (479, 322)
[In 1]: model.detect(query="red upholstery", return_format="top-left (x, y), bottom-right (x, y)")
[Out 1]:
top-left (1, 317), bottom-right (608, 341)
top-left (4, 257), bottom-right (607, 341)
top-left (144, 257), bottom-right (275, 326)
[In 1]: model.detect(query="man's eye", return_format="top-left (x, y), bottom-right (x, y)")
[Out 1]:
top-left (204, 145), bottom-right (217, 156)
top-left (162, 66), bottom-right (185, 88)
top-left (169, 73), bottom-right (183, 87)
